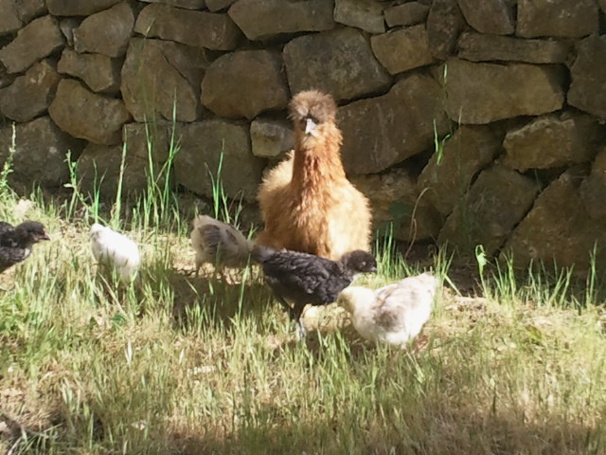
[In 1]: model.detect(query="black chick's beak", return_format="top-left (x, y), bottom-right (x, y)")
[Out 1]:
top-left (40, 231), bottom-right (50, 241)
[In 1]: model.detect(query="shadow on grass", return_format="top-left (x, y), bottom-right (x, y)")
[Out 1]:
top-left (171, 404), bottom-right (602, 455)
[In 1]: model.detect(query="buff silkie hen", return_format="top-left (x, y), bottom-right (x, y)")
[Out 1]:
top-left (0, 221), bottom-right (50, 273)
top-left (90, 223), bottom-right (141, 283)
top-left (190, 215), bottom-right (253, 278)
top-left (337, 272), bottom-right (439, 347)
top-left (252, 244), bottom-right (377, 338)
top-left (256, 90), bottom-right (372, 261)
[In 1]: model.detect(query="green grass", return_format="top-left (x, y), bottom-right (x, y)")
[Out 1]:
top-left (1, 132), bottom-right (605, 454)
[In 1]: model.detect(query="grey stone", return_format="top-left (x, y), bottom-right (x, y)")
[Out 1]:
top-left (75, 142), bottom-right (161, 199)
top-left (59, 18), bottom-right (81, 47)
top-left (503, 172), bottom-right (606, 272)
top-left (580, 148), bottom-right (606, 222)
top-left (439, 165), bottom-right (540, 256)
top-left (250, 118), bottom-right (293, 159)
top-left (228, 0), bottom-right (335, 41)
top-left (0, 0), bottom-right (22, 36)
top-left (49, 79), bottom-right (131, 145)
top-left (135, 4), bottom-right (241, 51)
top-left (46, 0), bottom-right (122, 16)
top-left (58, 50), bottom-right (121, 94)
top-left (334, 0), bottom-right (385, 34)
top-left (458, 32), bottom-right (572, 64)
top-left (0, 116), bottom-right (85, 188)
top-left (121, 38), bottom-right (205, 122)
top-left (457, 0), bottom-right (514, 35)
top-left (284, 28), bottom-right (391, 103)
top-left (517, 0), bottom-right (598, 38)
top-left (0, 67), bottom-right (14, 89)
top-left (201, 50), bottom-right (289, 120)
top-left (351, 168), bottom-right (442, 241)
top-left (174, 119), bottom-right (265, 201)
top-left (73, 2), bottom-right (134, 58)
top-left (123, 121), bottom-right (177, 163)
top-left (14, 0), bottom-right (47, 23)
top-left (600, 0), bottom-right (606, 13)
top-left (418, 126), bottom-right (502, 216)
top-left (568, 35), bottom-right (606, 120)
top-left (0, 15), bottom-right (64, 74)
top-left (206, 0), bottom-right (235, 11)
top-left (0, 60), bottom-right (61, 122)
top-left (445, 59), bottom-right (565, 124)
top-left (338, 73), bottom-right (451, 175)
top-left (385, 2), bottom-right (430, 27)
top-left (426, 0), bottom-right (465, 60)
top-left (502, 113), bottom-right (604, 172)
top-left (371, 25), bottom-right (434, 75)
top-left (139, 0), bottom-right (206, 9)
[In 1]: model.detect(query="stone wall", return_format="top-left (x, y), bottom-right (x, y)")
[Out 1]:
top-left (1, 0), bottom-right (606, 271)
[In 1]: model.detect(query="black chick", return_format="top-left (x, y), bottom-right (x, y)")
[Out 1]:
top-left (0, 221), bottom-right (50, 273)
top-left (252, 245), bottom-right (377, 338)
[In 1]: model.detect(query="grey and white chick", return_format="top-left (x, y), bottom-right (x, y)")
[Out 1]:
top-left (337, 272), bottom-right (439, 347)
top-left (252, 245), bottom-right (377, 338)
top-left (190, 215), bottom-right (253, 277)
top-left (90, 223), bottom-right (141, 283)
top-left (0, 221), bottom-right (50, 273)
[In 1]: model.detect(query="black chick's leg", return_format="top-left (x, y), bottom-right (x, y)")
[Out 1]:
top-left (292, 304), bottom-right (307, 340)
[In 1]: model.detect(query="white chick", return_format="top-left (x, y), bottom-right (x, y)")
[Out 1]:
top-left (190, 215), bottom-right (252, 277)
top-left (337, 272), bottom-right (439, 347)
top-left (90, 223), bottom-right (141, 283)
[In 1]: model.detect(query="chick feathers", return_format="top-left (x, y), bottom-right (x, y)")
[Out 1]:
top-left (252, 245), bottom-right (377, 337)
top-left (190, 215), bottom-right (252, 276)
top-left (90, 223), bottom-right (141, 283)
top-left (0, 221), bottom-right (50, 273)
top-left (256, 90), bottom-right (372, 261)
top-left (338, 272), bottom-right (439, 347)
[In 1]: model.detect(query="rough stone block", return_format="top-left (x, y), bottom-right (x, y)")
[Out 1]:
top-left (58, 49), bottom-right (121, 93)
top-left (49, 79), bottom-right (131, 145)
top-left (135, 3), bottom-right (241, 51)
top-left (439, 165), bottom-right (540, 256)
top-left (174, 119), bottom-right (265, 201)
top-left (371, 25), bottom-right (434, 75)
top-left (445, 59), bottom-right (565, 124)
top-left (284, 28), bottom-right (391, 103)
top-left (0, 60), bottom-right (61, 122)
top-left (338, 73), bottom-right (451, 175)
top-left (418, 126), bottom-right (502, 216)
top-left (228, 0), bottom-right (335, 41)
top-left (502, 113), bottom-right (604, 172)
top-left (0, 15), bottom-right (64, 74)
top-left (73, 2), bottom-right (134, 58)
top-left (201, 50), bottom-right (289, 120)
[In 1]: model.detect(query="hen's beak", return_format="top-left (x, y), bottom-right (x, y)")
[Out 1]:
top-left (305, 118), bottom-right (317, 135)
top-left (41, 231), bottom-right (50, 241)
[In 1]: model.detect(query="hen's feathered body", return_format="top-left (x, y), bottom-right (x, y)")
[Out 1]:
top-left (253, 245), bottom-right (377, 337)
top-left (256, 90), bottom-right (372, 261)
top-left (90, 223), bottom-right (141, 283)
top-left (338, 272), bottom-right (439, 347)
top-left (0, 221), bottom-right (50, 273)
top-left (190, 215), bottom-right (252, 274)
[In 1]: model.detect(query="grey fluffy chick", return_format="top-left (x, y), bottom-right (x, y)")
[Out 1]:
top-left (0, 221), bottom-right (50, 273)
top-left (190, 215), bottom-right (253, 277)
top-left (338, 272), bottom-right (439, 347)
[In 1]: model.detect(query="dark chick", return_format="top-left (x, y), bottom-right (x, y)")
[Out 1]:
top-left (252, 245), bottom-right (377, 338)
top-left (0, 221), bottom-right (50, 273)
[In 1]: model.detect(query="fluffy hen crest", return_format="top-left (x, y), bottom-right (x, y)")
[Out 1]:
top-left (90, 223), bottom-right (141, 283)
top-left (289, 90), bottom-right (337, 122)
